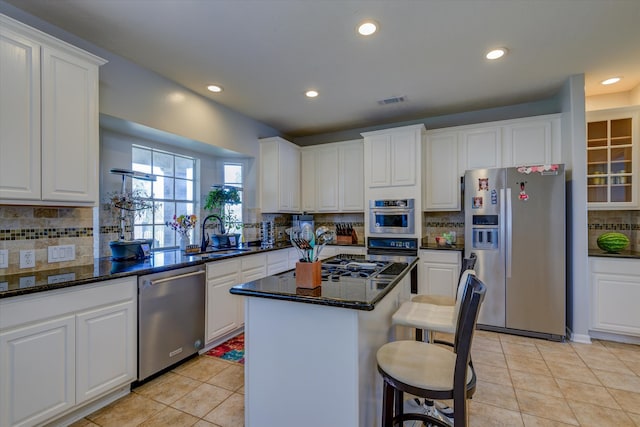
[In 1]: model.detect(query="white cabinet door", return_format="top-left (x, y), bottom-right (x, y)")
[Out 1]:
top-left (76, 300), bottom-right (136, 404)
top-left (267, 250), bottom-right (289, 276)
top-left (301, 148), bottom-right (317, 212)
top-left (0, 24), bottom-right (41, 201)
top-left (462, 127), bottom-right (501, 170)
top-left (260, 137), bottom-right (301, 213)
top-left (241, 253), bottom-right (267, 282)
top-left (391, 131), bottom-right (417, 187)
top-left (418, 250), bottom-right (461, 297)
top-left (424, 132), bottom-right (460, 211)
top-left (590, 258), bottom-right (640, 337)
top-left (339, 141), bottom-right (364, 211)
top-left (365, 134), bottom-right (392, 187)
top-left (502, 117), bottom-right (559, 167)
top-left (41, 46), bottom-right (100, 203)
top-left (206, 260), bottom-right (242, 343)
top-left (316, 146), bottom-right (340, 211)
top-left (0, 315), bottom-right (75, 427)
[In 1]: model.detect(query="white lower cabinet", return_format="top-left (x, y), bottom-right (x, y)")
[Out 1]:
top-left (206, 254), bottom-right (268, 344)
top-left (266, 250), bottom-right (289, 275)
top-left (418, 250), bottom-right (462, 297)
top-left (0, 277), bottom-right (136, 427)
top-left (590, 257), bottom-right (640, 337)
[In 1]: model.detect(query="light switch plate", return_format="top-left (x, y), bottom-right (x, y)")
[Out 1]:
top-left (0, 249), bottom-right (8, 269)
top-left (48, 245), bottom-right (76, 263)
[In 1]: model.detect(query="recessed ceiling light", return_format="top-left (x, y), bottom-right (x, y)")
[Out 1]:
top-left (207, 84), bottom-right (223, 93)
top-left (601, 77), bottom-right (621, 85)
top-left (486, 48), bottom-right (507, 60)
top-left (357, 20), bottom-right (378, 36)
top-left (305, 90), bottom-right (319, 98)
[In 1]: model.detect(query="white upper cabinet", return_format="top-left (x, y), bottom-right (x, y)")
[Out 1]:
top-left (300, 139), bottom-right (364, 213)
top-left (461, 126), bottom-right (502, 170)
top-left (423, 131), bottom-right (461, 211)
top-left (260, 137), bottom-right (301, 213)
top-left (362, 124), bottom-right (424, 188)
top-left (0, 14), bottom-right (106, 205)
top-left (502, 116), bottom-right (560, 167)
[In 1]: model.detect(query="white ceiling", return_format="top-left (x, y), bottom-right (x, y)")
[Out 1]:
top-left (5, 0), bottom-right (640, 138)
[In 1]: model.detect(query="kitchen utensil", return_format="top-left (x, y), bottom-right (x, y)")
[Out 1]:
top-left (314, 229), bottom-right (335, 261)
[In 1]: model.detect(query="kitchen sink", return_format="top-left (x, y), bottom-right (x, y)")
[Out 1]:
top-left (193, 247), bottom-right (251, 260)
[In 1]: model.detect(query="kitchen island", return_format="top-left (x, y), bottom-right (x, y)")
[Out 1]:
top-left (230, 255), bottom-right (417, 427)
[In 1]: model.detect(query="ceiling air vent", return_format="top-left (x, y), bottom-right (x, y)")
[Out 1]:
top-left (377, 96), bottom-right (407, 106)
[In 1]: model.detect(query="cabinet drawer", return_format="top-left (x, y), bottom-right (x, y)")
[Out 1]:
top-left (206, 259), bottom-right (241, 279)
top-left (418, 250), bottom-right (460, 264)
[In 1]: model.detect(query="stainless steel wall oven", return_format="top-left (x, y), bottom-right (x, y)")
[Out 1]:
top-left (368, 199), bottom-right (415, 235)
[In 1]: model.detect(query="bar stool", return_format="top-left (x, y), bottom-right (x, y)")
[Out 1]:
top-left (412, 253), bottom-right (477, 306)
top-left (392, 269), bottom-right (475, 343)
top-left (377, 274), bottom-right (486, 427)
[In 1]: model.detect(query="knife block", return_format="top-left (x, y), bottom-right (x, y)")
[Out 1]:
top-left (296, 261), bottom-right (322, 288)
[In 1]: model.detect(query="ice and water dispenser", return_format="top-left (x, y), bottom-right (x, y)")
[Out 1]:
top-left (471, 215), bottom-right (499, 250)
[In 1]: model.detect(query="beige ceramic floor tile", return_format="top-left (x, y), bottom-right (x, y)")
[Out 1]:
top-left (474, 348), bottom-right (508, 368)
top-left (138, 406), bottom-right (200, 427)
top-left (173, 356), bottom-right (231, 382)
top-left (468, 400), bottom-right (525, 427)
top-left (555, 378), bottom-right (621, 409)
top-left (474, 335), bottom-right (506, 353)
top-left (608, 388), bottom-right (640, 415)
top-left (86, 393), bottom-right (166, 427)
top-left (207, 364), bottom-right (244, 391)
top-left (627, 411), bottom-right (640, 426)
top-left (592, 368), bottom-right (640, 393)
top-left (502, 341), bottom-right (544, 359)
top-left (534, 340), bottom-right (576, 353)
top-left (546, 360), bottom-right (601, 386)
top-left (475, 361), bottom-right (513, 386)
top-left (473, 380), bottom-right (519, 411)
top-left (475, 329), bottom-right (502, 341)
top-left (499, 333), bottom-right (540, 347)
top-left (203, 393), bottom-right (245, 427)
top-left (567, 399), bottom-right (635, 427)
top-left (135, 371), bottom-right (202, 405)
top-left (68, 419), bottom-right (99, 427)
top-left (171, 382), bottom-right (233, 418)
top-left (506, 354), bottom-right (552, 376)
top-left (193, 420), bottom-right (220, 427)
top-left (578, 352), bottom-right (635, 374)
top-left (539, 348), bottom-right (586, 366)
top-left (510, 370), bottom-right (563, 397)
top-left (521, 413), bottom-right (579, 426)
top-left (623, 359), bottom-right (640, 376)
top-left (514, 389), bottom-right (578, 426)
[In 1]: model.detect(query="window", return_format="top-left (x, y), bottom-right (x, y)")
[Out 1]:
top-left (224, 163), bottom-right (243, 233)
top-left (131, 145), bottom-right (196, 249)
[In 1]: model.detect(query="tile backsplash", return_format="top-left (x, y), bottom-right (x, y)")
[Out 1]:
top-left (0, 205), bottom-right (94, 275)
top-left (588, 210), bottom-right (640, 251)
top-left (423, 211), bottom-right (465, 246)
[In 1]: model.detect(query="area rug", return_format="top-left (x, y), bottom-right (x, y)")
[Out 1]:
top-left (205, 333), bottom-right (245, 364)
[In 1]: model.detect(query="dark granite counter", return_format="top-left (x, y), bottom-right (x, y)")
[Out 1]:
top-left (230, 255), bottom-right (418, 311)
top-left (588, 249), bottom-right (640, 259)
top-left (0, 243), bottom-right (293, 299)
top-left (420, 240), bottom-right (465, 252)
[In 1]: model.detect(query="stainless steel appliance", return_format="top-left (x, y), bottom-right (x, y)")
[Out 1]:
top-left (464, 165), bottom-right (566, 340)
top-left (367, 237), bottom-right (419, 293)
top-left (369, 199), bottom-right (415, 235)
top-left (138, 265), bottom-right (206, 381)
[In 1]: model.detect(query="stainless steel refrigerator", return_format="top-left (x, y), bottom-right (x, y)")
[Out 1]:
top-left (464, 165), bottom-right (566, 340)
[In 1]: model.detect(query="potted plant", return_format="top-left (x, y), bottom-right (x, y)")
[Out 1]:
top-left (203, 185), bottom-right (242, 248)
top-left (166, 214), bottom-right (198, 251)
top-left (105, 188), bottom-right (155, 259)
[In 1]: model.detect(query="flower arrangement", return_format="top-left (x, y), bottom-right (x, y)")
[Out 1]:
top-left (166, 214), bottom-right (198, 237)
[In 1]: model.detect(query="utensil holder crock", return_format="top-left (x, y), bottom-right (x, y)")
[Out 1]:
top-left (295, 261), bottom-right (322, 288)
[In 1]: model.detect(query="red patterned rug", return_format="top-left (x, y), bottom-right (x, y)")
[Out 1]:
top-left (204, 333), bottom-right (244, 364)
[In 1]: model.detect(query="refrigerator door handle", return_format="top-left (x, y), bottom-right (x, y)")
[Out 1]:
top-left (505, 187), bottom-right (512, 278)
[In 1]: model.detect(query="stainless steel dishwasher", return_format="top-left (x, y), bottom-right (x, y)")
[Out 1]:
top-left (138, 265), bottom-right (205, 381)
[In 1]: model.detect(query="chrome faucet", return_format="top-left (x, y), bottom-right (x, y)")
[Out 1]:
top-left (200, 214), bottom-right (225, 252)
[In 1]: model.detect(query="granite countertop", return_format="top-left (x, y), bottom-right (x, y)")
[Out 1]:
top-left (588, 248), bottom-right (640, 259)
top-left (0, 243), bottom-right (293, 299)
top-left (420, 238), bottom-right (465, 252)
top-left (230, 255), bottom-right (418, 311)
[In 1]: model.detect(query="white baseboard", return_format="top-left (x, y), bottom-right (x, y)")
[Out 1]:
top-left (569, 332), bottom-right (592, 344)
top-left (44, 386), bottom-right (131, 427)
top-left (589, 330), bottom-right (640, 345)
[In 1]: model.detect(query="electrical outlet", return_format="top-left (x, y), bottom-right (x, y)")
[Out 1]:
top-left (19, 276), bottom-right (36, 288)
top-left (0, 249), bottom-right (8, 269)
top-left (20, 249), bottom-right (36, 269)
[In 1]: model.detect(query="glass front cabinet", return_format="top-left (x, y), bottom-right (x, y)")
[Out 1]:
top-left (587, 108), bottom-right (639, 209)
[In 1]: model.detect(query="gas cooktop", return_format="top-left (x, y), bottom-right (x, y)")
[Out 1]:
top-left (300, 254), bottom-right (409, 284)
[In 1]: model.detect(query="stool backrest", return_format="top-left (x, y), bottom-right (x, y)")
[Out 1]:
top-left (452, 269), bottom-right (476, 321)
top-left (457, 253), bottom-right (477, 283)
top-left (453, 274), bottom-right (486, 372)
